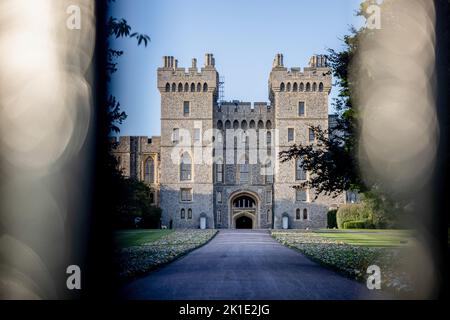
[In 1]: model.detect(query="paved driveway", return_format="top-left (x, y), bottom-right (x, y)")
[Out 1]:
top-left (120, 230), bottom-right (387, 300)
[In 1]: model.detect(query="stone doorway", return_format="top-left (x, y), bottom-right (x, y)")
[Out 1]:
top-left (235, 215), bottom-right (253, 229)
top-left (229, 192), bottom-right (259, 229)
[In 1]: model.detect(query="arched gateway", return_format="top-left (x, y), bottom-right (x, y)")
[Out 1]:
top-left (229, 192), bottom-right (259, 229)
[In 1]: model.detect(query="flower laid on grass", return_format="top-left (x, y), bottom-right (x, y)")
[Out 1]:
top-left (272, 230), bottom-right (414, 295)
top-left (115, 229), bottom-right (217, 280)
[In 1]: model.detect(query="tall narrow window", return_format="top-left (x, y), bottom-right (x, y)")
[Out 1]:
top-left (180, 208), bottom-right (185, 219)
top-left (191, 83), bottom-right (195, 92)
top-left (178, 83), bottom-right (183, 92)
top-left (181, 188), bottom-right (192, 202)
top-left (298, 101), bottom-right (305, 116)
top-left (149, 192), bottom-right (155, 204)
top-left (265, 161), bottom-right (273, 184)
top-left (216, 162), bottom-right (223, 182)
top-left (183, 101), bottom-right (190, 116)
top-left (240, 164), bottom-right (249, 183)
top-left (296, 189), bottom-right (307, 202)
top-left (296, 209), bottom-right (301, 220)
top-left (266, 190), bottom-right (272, 204)
top-left (288, 128), bottom-right (294, 142)
top-left (203, 83), bottom-right (208, 92)
top-left (303, 208), bottom-right (308, 220)
top-left (267, 209), bottom-right (271, 223)
top-left (319, 82), bottom-right (324, 92)
top-left (144, 157), bottom-right (155, 183)
top-left (180, 152), bottom-right (192, 181)
top-left (280, 82), bottom-right (285, 92)
top-left (296, 158), bottom-right (306, 180)
top-left (309, 128), bottom-right (315, 142)
top-left (194, 128), bottom-right (200, 143)
top-left (188, 208), bottom-right (192, 219)
top-left (217, 191), bottom-right (222, 203)
top-left (217, 210), bottom-right (222, 224)
top-left (266, 131), bottom-right (272, 145)
top-left (172, 128), bottom-right (179, 143)
top-left (306, 82), bottom-right (311, 91)
top-left (165, 83), bottom-right (170, 92)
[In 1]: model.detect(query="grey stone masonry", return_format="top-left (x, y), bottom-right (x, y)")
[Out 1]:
top-left (114, 53), bottom-right (348, 229)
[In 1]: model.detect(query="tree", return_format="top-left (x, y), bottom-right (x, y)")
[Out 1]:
top-left (104, 1), bottom-right (153, 228)
top-left (279, 1), bottom-right (378, 198)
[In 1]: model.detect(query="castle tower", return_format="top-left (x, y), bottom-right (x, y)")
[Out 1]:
top-left (158, 54), bottom-right (218, 228)
top-left (269, 54), bottom-right (339, 229)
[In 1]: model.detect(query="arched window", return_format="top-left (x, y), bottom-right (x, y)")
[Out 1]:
top-left (191, 83), bottom-right (195, 92)
top-left (266, 131), bottom-right (272, 145)
top-left (233, 195), bottom-right (255, 208)
top-left (257, 120), bottom-right (264, 129)
top-left (144, 157), bottom-right (155, 183)
top-left (306, 82), bottom-right (311, 92)
top-left (225, 120), bottom-right (231, 129)
top-left (178, 83), bottom-right (183, 92)
top-left (165, 83), bottom-right (170, 92)
top-left (303, 208), bottom-right (308, 220)
top-left (197, 82), bottom-right (201, 92)
top-left (293, 82), bottom-right (298, 92)
top-left (149, 192), bottom-right (155, 204)
top-left (267, 209), bottom-right (271, 222)
top-left (188, 208), bottom-right (192, 219)
top-left (172, 82), bottom-right (176, 92)
top-left (296, 209), bottom-right (301, 220)
top-left (266, 120), bottom-right (272, 129)
top-left (296, 158), bottom-right (306, 180)
top-left (233, 120), bottom-right (239, 130)
top-left (241, 120), bottom-right (247, 130)
top-left (249, 120), bottom-right (255, 129)
top-left (286, 82), bottom-right (291, 91)
top-left (319, 82), bottom-right (324, 92)
top-left (203, 83), bottom-right (208, 92)
top-left (312, 82), bottom-right (317, 91)
top-left (184, 82), bottom-right (189, 92)
top-left (180, 152), bottom-right (192, 181)
top-left (280, 82), bottom-right (285, 92)
top-left (181, 208), bottom-right (185, 219)
top-left (299, 82), bottom-right (304, 91)
top-left (217, 120), bottom-right (223, 130)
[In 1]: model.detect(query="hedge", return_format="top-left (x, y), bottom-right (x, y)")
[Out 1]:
top-left (327, 210), bottom-right (338, 229)
top-left (343, 219), bottom-right (369, 229)
top-left (336, 204), bottom-right (366, 229)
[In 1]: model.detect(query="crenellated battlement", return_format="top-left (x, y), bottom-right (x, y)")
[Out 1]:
top-left (158, 53), bottom-right (218, 93)
top-left (269, 53), bottom-right (331, 95)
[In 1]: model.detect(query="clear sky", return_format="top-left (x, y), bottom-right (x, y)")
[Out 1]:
top-left (110, 0), bottom-right (364, 137)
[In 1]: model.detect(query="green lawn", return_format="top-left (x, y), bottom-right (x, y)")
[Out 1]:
top-left (114, 229), bottom-right (217, 280)
top-left (272, 229), bottom-right (416, 295)
top-left (114, 229), bottom-right (172, 249)
top-left (312, 229), bottom-right (413, 248)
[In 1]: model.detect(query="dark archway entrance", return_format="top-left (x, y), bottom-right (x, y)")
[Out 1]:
top-left (235, 216), bottom-right (253, 229)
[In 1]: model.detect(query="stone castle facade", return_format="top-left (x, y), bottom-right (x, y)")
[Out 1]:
top-left (112, 53), bottom-right (349, 229)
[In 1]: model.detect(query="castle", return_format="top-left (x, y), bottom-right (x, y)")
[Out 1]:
top-left (112, 53), bottom-right (351, 229)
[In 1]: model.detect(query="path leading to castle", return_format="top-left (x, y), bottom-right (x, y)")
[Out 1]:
top-left (120, 230), bottom-right (387, 300)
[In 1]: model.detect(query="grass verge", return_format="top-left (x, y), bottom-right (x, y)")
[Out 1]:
top-left (272, 230), bottom-right (415, 296)
top-left (115, 229), bottom-right (217, 281)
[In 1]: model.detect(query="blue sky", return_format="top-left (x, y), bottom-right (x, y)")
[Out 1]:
top-left (110, 0), bottom-right (364, 137)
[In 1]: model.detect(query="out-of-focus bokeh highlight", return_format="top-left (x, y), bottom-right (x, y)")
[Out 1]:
top-left (354, 0), bottom-right (438, 298)
top-left (0, 0), bottom-right (95, 299)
